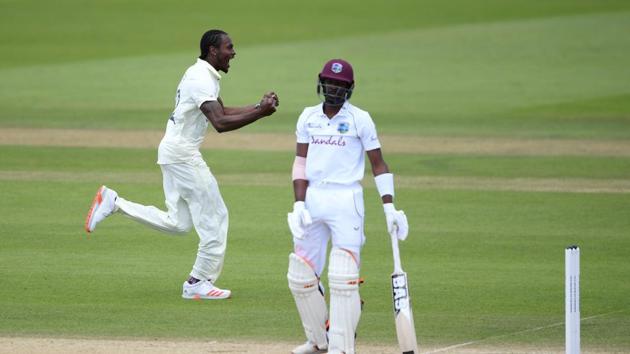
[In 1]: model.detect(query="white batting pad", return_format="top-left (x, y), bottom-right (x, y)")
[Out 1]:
top-left (288, 253), bottom-right (328, 349)
top-left (327, 248), bottom-right (361, 354)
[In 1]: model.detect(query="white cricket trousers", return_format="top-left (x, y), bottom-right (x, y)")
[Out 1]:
top-left (293, 182), bottom-right (366, 276)
top-left (115, 160), bottom-right (228, 282)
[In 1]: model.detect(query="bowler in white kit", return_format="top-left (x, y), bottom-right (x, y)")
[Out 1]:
top-left (287, 59), bottom-right (409, 354)
top-left (84, 29), bottom-right (279, 300)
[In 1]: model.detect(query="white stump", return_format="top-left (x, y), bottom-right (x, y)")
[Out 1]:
top-left (565, 245), bottom-right (580, 354)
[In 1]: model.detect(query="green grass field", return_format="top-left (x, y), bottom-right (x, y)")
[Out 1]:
top-left (1, 0), bottom-right (630, 352)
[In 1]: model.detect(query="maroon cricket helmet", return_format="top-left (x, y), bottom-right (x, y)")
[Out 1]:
top-left (319, 59), bottom-right (354, 85)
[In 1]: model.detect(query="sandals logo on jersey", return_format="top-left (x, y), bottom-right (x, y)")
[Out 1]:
top-left (337, 122), bottom-right (349, 134)
top-left (311, 135), bottom-right (346, 147)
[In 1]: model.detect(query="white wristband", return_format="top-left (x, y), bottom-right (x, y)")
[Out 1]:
top-left (374, 173), bottom-right (395, 197)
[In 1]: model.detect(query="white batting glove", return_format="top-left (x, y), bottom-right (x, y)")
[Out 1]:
top-left (384, 203), bottom-right (409, 240)
top-left (287, 201), bottom-right (312, 239)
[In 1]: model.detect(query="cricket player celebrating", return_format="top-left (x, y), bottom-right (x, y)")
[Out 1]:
top-left (287, 59), bottom-right (409, 354)
top-left (85, 29), bottom-right (278, 300)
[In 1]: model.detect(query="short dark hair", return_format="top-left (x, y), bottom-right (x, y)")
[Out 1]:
top-left (199, 29), bottom-right (228, 59)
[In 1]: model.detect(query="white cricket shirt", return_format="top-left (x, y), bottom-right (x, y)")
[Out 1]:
top-left (158, 58), bottom-right (221, 164)
top-left (296, 102), bottom-right (381, 185)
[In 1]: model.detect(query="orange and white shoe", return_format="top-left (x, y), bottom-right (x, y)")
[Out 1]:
top-left (182, 280), bottom-right (231, 300)
top-left (85, 185), bottom-right (118, 233)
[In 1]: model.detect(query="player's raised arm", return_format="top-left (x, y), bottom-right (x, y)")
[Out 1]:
top-left (221, 92), bottom-right (279, 115)
top-left (200, 94), bottom-right (276, 133)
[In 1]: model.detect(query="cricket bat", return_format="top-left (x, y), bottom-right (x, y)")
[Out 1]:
top-left (390, 230), bottom-right (419, 354)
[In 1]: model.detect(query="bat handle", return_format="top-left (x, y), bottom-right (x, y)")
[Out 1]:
top-left (390, 230), bottom-right (403, 274)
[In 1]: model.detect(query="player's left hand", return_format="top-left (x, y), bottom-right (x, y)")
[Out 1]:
top-left (384, 203), bottom-right (409, 240)
top-left (287, 201), bottom-right (312, 239)
top-left (263, 91), bottom-right (279, 107)
top-left (257, 95), bottom-right (277, 116)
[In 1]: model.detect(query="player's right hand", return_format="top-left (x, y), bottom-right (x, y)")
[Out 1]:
top-left (384, 203), bottom-right (409, 240)
top-left (258, 92), bottom-right (278, 116)
top-left (287, 201), bottom-right (312, 239)
top-left (264, 91), bottom-right (279, 107)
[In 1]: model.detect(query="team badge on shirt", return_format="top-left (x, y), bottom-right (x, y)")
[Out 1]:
top-left (337, 122), bottom-right (349, 134)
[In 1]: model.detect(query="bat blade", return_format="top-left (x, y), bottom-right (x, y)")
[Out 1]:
top-left (392, 271), bottom-right (419, 354)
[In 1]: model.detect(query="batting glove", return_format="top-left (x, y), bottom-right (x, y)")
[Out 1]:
top-left (384, 203), bottom-right (409, 240)
top-left (287, 201), bottom-right (312, 239)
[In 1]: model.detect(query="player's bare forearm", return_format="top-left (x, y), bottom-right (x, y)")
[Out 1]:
top-left (201, 98), bottom-right (276, 133)
top-left (293, 179), bottom-right (308, 202)
top-left (216, 97), bottom-right (255, 115)
top-left (367, 148), bottom-right (389, 176)
top-left (222, 105), bottom-right (257, 115)
top-left (221, 92), bottom-right (279, 116)
top-left (202, 103), bottom-right (262, 132)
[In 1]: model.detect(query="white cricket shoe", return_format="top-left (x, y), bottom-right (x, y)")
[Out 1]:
top-left (291, 341), bottom-right (327, 354)
top-left (85, 185), bottom-right (118, 233)
top-left (182, 280), bottom-right (231, 300)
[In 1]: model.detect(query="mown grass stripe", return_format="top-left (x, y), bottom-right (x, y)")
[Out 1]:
top-left (2, 171), bottom-right (628, 194)
top-left (2, 128), bottom-right (630, 156)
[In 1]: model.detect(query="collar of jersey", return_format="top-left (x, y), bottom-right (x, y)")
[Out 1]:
top-left (196, 58), bottom-right (222, 80)
top-left (319, 101), bottom-right (349, 119)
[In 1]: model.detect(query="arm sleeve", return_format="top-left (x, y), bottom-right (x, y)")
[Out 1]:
top-left (359, 113), bottom-right (381, 151)
top-left (295, 109), bottom-right (310, 144)
top-left (189, 78), bottom-right (219, 108)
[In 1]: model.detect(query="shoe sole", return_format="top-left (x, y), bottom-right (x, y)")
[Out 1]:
top-left (291, 346), bottom-right (327, 354)
top-left (85, 185), bottom-right (106, 233)
top-left (182, 291), bottom-right (231, 300)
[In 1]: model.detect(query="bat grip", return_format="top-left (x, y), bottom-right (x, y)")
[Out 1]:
top-left (390, 231), bottom-right (403, 273)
